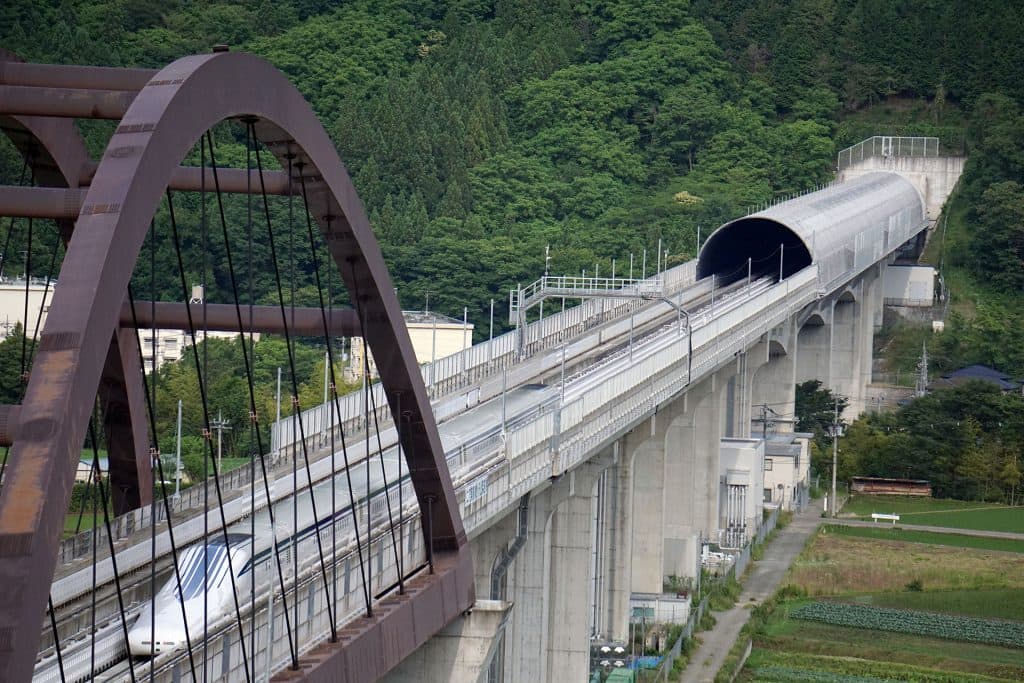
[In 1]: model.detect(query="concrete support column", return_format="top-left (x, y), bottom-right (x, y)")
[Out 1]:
top-left (859, 268), bottom-right (882, 400)
top-left (873, 262), bottom-right (887, 330)
top-left (663, 373), bottom-right (723, 553)
top-left (507, 486), bottom-right (557, 683)
top-left (663, 380), bottom-right (712, 580)
top-left (750, 340), bottom-right (797, 436)
top-left (546, 463), bottom-right (604, 682)
top-left (796, 311), bottom-right (831, 386)
top-left (601, 446), bottom-right (632, 642)
top-left (626, 416), bottom-right (665, 594)
top-left (831, 296), bottom-right (860, 418)
top-left (732, 351), bottom-right (752, 439)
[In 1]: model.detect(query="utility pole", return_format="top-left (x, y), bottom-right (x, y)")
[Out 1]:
top-left (916, 341), bottom-right (929, 397)
top-left (174, 399), bottom-right (182, 498)
top-left (828, 398), bottom-right (844, 518)
top-left (212, 411), bottom-right (231, 473)
top-left (753, 402), bottom-right (775, 439)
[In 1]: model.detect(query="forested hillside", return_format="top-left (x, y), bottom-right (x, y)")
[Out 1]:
top-left (1, 0), bottom-right (1022, 359)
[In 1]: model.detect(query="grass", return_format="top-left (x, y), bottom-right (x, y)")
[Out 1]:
top-left (842, 495), bottom-right (1024, 533)
top-left (217, 457), bottom-right (251, 473)
top-left (842, 495), bottom-right (1003, 516)
top-left (824, 524), bottom-right (1024, 553)
top-left (788, 532), bottom-right (1024, 596)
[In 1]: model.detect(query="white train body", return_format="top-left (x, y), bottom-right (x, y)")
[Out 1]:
top-left (127, 385), bottom-right (551, 658)
top-left (128, 534), bottom-right (253, 656)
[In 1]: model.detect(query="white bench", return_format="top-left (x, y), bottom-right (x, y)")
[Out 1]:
top-left (871, 513), bottom-right (900, 524)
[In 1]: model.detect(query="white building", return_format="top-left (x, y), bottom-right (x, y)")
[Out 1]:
top-left (0, 278), bottom-right (52, 339)
top-left (0, 278), bottom-right (255, 372)
top-left (718, 438), bottom-right (765, 548)
top-left (346, 310), bottom-right (474, 382)
top-left (762, 432), bottom-right (812, 511)
top-left (136, 328), bottom-right (258, 373)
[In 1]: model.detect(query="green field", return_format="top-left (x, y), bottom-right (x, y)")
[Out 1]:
top-left (736, 528), bottom-right (1024, 683)
top-left (825, 524), bottom-right (1024, 553)
top-left (842, 496), bottom-right (1024, 533)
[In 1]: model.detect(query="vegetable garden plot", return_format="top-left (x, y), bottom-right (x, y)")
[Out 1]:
top-left (790, 602), bottom-right (1024, 648)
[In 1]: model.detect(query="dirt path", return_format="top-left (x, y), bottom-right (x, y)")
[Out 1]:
top-left (829, 517), bottom-right (1024, 540)
top-left (676, 499), bottom-right (825, 683)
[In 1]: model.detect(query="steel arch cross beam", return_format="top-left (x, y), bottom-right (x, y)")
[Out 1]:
top-left (0, 56), bottom-right (154, 516)
top-left (0, 52), bottom-right (472, 682)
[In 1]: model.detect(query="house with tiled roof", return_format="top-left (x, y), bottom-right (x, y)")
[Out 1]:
top-left (927, 364), bottom-right (1022, 394)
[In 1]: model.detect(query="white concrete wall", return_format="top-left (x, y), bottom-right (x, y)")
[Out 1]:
top-left (0, 280), bottom-right (50, 339)
top-left (838, 155), bottom-right (966, 222)
top-left (883, 265), bottom-right (934, 306)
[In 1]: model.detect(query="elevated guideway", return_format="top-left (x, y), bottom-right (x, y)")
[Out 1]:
top-left (37, 260), bottom-right (709, 678)
top-left (41, 169), bottom-right (939, 683)
top-left (36, 261), bottom-right (796, 682)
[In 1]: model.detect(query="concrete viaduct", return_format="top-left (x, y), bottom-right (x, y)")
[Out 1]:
top-left (30, 131), bottom-right (962, 682)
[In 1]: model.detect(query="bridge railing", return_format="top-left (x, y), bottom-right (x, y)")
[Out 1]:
top-left (837, 136), bottom-right (941, 170)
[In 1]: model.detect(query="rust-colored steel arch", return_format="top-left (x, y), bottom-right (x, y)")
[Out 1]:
top-left (0, 50), bottom-right (152, 515)
top-left (0, 52), bottom-right (472, 682)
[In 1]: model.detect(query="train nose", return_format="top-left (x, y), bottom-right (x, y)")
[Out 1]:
top-left (128, 623), bottom-right (186, 656)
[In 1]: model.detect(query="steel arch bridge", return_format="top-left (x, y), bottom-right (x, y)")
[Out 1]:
top-left (0, 50), bottom-right (472, 682)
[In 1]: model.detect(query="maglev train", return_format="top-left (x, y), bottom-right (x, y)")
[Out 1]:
top-left (128, 534), bottom-right (253, 655)
top-left (125, 458), bottom-right (388, 657)
top-left (127, 384), bottom-right (553, 658)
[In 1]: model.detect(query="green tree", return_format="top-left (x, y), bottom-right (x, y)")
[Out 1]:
top-left (970, 181), bottom-right (1024, 293)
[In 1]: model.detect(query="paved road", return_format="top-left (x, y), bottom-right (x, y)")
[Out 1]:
top-left (677, 500), bottom-right (825, 683)
top-left (828, 517), bottom-right (1024, 541)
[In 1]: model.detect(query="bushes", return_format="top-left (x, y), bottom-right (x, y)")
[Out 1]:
top-left (707, 575), bottom-right (742, 611)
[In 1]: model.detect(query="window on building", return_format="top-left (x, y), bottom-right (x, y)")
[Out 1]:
top-left (764, 458), bottom-right (773, 471)
top-left (763, 488), bottom-right (772, 502)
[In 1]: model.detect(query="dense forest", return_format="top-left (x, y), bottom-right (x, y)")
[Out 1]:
top-left (4, 0), bottom-right (1018, 326)
top-left (1, 1), bottom-right (1023, 467)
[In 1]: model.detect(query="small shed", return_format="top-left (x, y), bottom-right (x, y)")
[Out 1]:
top-left (851, 476), bottom-right (931, 497)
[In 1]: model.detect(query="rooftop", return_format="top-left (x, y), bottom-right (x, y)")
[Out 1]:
top-left (929, 364), bottom-right (1021, 392)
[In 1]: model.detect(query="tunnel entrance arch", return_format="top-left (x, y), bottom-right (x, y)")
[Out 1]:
top-left (697, 217), bottom-right (812, 284)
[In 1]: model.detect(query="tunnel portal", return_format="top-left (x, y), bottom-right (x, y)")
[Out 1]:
top-left (696, 218), bottom-right (812, 284)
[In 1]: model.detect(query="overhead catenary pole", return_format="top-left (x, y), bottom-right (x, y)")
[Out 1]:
top-left (430, 313), bottom-right (437, 391)
top-left (488, 298), bottom-right (494, 365)
top-left (461, 306), bottom-right (469, 380)
top-left (274, 366), bottom-right (282, 460)
top-left (174, 399), bottom-right (183, 498)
